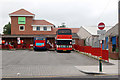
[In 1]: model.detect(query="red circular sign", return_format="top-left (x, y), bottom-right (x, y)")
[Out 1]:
top-left (98, 22), bottom-right (105, 30)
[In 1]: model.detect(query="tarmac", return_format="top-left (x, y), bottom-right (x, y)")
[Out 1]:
top-left (1, 50), bottom-right (120, 78)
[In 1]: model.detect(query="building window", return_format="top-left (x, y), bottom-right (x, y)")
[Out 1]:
top-left (72, 39), bottom-right (75, 44)
top-left (19, 25), bottom-right (25, 31)
top-left (36, 26), bottom-right (40, 31)
top-left (18, 17), bottom-right (26, 24)
top-left (33, 26), bottom-right (36, 31)
top-left (112, 36), bottom-right (116, 52)
top-left (43, 27), bottom-right (47, 31)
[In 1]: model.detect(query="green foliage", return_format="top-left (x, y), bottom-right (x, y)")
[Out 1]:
top-left (116, 48), bottom-right (119, 52)
top-left (3, 22), bottom-right (11, 34)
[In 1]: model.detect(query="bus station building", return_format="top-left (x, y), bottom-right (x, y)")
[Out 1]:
top-left (1, 9), bottom-right (80, 49)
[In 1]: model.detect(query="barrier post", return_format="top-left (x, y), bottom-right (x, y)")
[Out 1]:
top-left (99, 57), bottom-right (102, 72)
top-left (99, 40), bottom-right (102, 72)
top-left (101, 42), bottom-right (102, 59)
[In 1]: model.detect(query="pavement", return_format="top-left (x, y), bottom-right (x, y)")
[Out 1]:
top-left (75, 58), bottom-right (119, 77)
top-left (73, 49), bottom-right (119, 77)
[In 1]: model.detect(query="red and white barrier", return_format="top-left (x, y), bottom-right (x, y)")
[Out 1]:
top-left (73, 44), bottom-right (109, 62)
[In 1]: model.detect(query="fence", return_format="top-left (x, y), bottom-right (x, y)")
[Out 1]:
top-left (73, 44), bottom-right (109, 62)
top-left (1, 43), bottom-right (55, 50)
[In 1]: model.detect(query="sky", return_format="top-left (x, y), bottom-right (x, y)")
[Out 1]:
top-left (0, 0), bottom-right (118, 34)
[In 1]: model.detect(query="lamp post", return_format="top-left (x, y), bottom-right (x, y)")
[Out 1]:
top-left (118, 0), bottom-right (120, 59)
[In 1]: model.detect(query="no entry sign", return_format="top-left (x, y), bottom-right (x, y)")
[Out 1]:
top-left (98, 22), bottom-right (105, 30)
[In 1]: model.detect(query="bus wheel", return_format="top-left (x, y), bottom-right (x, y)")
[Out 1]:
top-left (56, 50), bottom-right (60, 53)
top-left (67, 51), bottom-right (71, 53)
top-left (56, 50), bottom-right (58, 52)
top-left (34, 48), bottom-right (37, 51)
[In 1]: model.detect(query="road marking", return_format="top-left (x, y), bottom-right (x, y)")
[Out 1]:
top-left (1, 74), bottom-right (85, 78)
top-left (94, 74), bottom-right (120, 76)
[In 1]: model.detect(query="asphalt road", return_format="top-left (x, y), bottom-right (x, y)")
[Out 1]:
top-left (2, 50), bottom-right (112, 78)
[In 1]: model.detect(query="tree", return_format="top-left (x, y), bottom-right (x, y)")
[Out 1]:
top-left (3, 22), bottom-right (11, 34)
top-left (58, 23), bottom-right (66, 28)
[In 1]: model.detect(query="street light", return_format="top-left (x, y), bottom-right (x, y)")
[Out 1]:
top-left (118, 0), bottom-right (120, 59)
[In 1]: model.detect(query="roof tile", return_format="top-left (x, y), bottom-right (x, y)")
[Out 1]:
top-left (9, 9), bottom-right (35, 16)
top-left (32, 20), bottom-right (54, 25)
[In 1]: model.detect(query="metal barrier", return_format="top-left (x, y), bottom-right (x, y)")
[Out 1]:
top-left (73, 44), bottom-right (109, 62)
top-left (1, 44), bottom-right (32, 49)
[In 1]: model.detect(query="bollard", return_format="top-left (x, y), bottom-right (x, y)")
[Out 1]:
top-left (99, 57), bottom-right (102, 72)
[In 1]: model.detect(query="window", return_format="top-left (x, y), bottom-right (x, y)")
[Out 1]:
top-left (33, 26), bottom-right (36, 31)
top-left (72, 39), bottom-right (75, 44)
top-left (18, 17), bottom-right (26, 24)
top-left (36, 26), bottom-right (40, 31)
top-left (112, 36), bottom-right (116, 52)
top-left (43, 27), bottom-right (47, 31)
top-left (19, 25), bottom-right (25, 31)
top-left (56, 40), bottom-right (72, 45)
top-left (57, 29), bottom-right (72, 35)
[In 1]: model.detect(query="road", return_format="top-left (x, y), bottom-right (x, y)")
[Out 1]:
top-left (2, 50), bottom-right (112, 78)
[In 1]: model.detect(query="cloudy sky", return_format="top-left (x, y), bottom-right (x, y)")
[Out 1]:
top-left (0, 0), bottom-right (118, 34)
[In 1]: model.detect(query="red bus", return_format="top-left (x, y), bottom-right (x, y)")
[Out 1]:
top-left (56, 28), bottom-right (72, 53)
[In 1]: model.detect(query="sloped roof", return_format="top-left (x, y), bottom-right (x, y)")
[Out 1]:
top-left (2, 33), bottom-right (79, 38)
top-left (9, 9), bottom-right (35, 16)
top-left (32, 20), bottom-right (54, 26)
top-left (77, 26), bottom-right (91, 39)
top-left (71, 28), bottom-right (80, 33)
top-left (82, 26), bottom-right (112, 35)
top-left (105, 24), bottom-right (118, 37)
top-left (77, 26), bottom-right (112, 39)
top-left (72, 33), bottom-right (79, 38)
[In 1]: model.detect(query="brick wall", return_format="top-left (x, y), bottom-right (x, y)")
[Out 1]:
top-left (109, 52), bottom-right (119, 60)
top-left (11, 16), bottom-right (54, 35)
top-left (75, 39), bottom-right (84, 46)
top-left (11, 16), bottom-right (33, 35)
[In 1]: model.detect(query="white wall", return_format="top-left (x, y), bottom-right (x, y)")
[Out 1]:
top-left (85, 35), bottom-right (100, 47)
top-left (32, 26), bottom-right (51, 31)
top-left (77, 26), bottom-right (91, 39)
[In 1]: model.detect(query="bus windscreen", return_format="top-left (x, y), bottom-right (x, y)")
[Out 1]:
top-left (56, 40), bottom-right (72, 45)
top-left (36, 43), bottom-right (44, 46)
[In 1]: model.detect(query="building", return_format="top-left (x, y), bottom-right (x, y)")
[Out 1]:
top-left (77, 26), bottom-right (112, 47)
top-left (9, 9), bottom-right (55, 35)
top-left (105, 24), bottom-right (119, 59)
top-left (77, 24), bottom-right (119, 59)
top-left (1, 9), bottom-right (80, 49)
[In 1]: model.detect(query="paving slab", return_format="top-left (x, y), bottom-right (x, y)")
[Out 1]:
top-left (75, 60), bottom-right (119, 76)
top-left (2, 65), bottom-right (87, 78)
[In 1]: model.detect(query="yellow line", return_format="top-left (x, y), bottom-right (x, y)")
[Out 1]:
top-left (1, 75), bottom-right (83, 78)
top-left (95, 74), bottom-right (120, 76)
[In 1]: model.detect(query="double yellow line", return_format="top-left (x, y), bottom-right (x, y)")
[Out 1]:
top-left (1, 75), bottom-right (82, 78)
top-left (94, 74), bottom-right (120, 76)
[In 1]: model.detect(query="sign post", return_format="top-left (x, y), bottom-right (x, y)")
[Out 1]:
top-left (97, 22), bottom-right (106, 72)
top-left (99, 40), bottom-right (102, 72)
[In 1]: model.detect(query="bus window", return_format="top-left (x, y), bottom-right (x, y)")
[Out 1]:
top-left (58, 29), bottom-right (71, 35)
